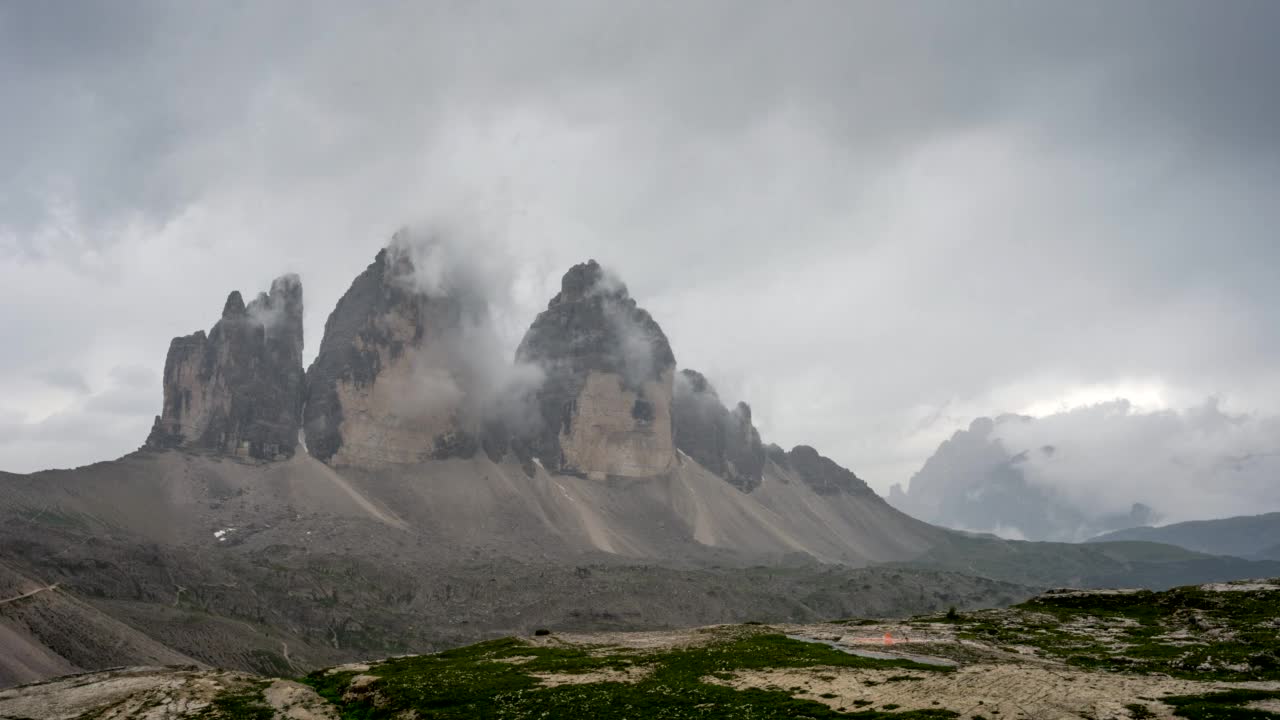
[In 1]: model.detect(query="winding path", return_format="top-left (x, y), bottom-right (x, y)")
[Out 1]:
top-left (0, 583), bottom-right (59, 606)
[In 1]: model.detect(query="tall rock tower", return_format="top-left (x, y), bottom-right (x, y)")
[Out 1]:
top-left (146, 274), bottom-right (305, 460)
top-left (303, 236), bottom-right (501, 466)
top-left (516, 260), bottom-right (677, 479)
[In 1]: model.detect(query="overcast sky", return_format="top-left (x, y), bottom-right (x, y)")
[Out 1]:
top-left (2, 1), bottom-right (1278, 507)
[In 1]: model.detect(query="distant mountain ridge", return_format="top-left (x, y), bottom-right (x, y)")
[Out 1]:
top-left (888, 415), bottom-right (1156, 541)
top-left (1089, 512), bottom-right (1280, 560)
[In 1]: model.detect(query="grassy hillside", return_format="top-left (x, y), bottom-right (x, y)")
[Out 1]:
top-left (1090, 512), bottom-right (1280, 559)
top-left (926, 578), bottom-right (1280, 681)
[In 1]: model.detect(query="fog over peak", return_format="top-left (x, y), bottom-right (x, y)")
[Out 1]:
top-left (2, 2), bottom-right (1279, 523)
top-left (890, 398), bottom-right (1280, 541)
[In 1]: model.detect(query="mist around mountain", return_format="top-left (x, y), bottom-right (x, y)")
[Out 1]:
top-left (889, 399), bottom-right (1280, 542)
top-left (4, 227), bottom-right (1280, 690)
top-left (887, 415), bottom-right (1157, 542)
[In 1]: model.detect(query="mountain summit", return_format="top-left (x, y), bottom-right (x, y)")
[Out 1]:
top-left (514, 260), bottom-right (677, 479)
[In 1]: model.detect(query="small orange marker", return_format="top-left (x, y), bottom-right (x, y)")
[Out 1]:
top-left (883, 632), bottom-right (894, 645)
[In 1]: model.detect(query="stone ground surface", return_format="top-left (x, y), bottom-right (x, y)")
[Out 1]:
top-left (710, 662), bottom-right (1278, 720)
top-left (0, 667), bottom-right (337, 720)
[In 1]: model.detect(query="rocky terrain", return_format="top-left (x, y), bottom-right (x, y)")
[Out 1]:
top-left (0, 447), bottom-right (1002, 687)
top-left (3, 580), bottom-right (1277, 719)
top-left (0, 560), bottom-right (194, 689)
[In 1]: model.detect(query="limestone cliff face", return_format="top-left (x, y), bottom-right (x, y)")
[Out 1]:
top-left (146, 275), bottom-right (304, 460)
top-left (672, 369), bottom-right (766, 492)
top-left (516, 260), bottom-right (677, 479)
top-left (303, 241), bottom-right (500, 466)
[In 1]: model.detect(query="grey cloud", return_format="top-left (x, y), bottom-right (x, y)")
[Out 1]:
top-left (109, 365), bottom-right (156, 389)
top-left (40, 369), bottom-right (90, 395)
top-left (83, 386), bottom-right (160, 416)
top-left (0, 0), bottom-right (1277, 517)
top-left (385, 222), bottom-right (547, 432)
top-left (890, 398), bottom-right (1280, 541)
top-left (995, 399), bottom-right (1280, 526)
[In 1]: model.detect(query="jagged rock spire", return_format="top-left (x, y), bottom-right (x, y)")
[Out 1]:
top-left (672, 369), bottom-right (766, 492)
top-left (146, 274), bottom-right (304, 460)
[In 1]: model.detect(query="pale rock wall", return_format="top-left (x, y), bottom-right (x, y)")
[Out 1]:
top-left (516, 260), bottom-right (679, 479)
top-left (559, 369), bottom-right (676, 479)
top-left (326, 307), bottom-right (471, 467)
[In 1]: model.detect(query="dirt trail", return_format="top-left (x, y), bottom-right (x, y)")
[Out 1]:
top-left (0, 583), bottom-right (58, 606)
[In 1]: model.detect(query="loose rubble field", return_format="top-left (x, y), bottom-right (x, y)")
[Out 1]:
top-left (2, 579), bottom-right (1278, 719)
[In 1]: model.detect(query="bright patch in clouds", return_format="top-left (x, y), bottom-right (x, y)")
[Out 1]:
top-left (1019, 381), bottom-right (1173, 418)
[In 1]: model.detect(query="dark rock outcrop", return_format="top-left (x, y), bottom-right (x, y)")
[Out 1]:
top-left (672, 369), bottom-right (765, 492)
top-left (782, 445), bottom-right (878, 497)
top-left (146, 275), bottom-right (304, 460)
top-left (302, 237), bottom-right (502, 466)
top-left (515, 260), bottom-right (677, 479)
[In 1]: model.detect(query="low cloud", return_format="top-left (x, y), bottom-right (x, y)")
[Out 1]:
top-left (383, 220), bottom-right (546, 434)
top-left (996, 399), bottom-right (1280, 527)
top-left (40, 369), bottom-right (90, 395)
top-left (892, 398), bottom-right (1280, 541)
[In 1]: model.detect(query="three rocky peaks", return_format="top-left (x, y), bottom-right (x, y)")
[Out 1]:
top-left (145, 231), bottom-right (875, 496)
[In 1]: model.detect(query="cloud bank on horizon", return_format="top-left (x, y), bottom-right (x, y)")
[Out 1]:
top-left (1, 1), bottom-right (1279, 523)
top-left (890, 399), bottom-right (1280, 541)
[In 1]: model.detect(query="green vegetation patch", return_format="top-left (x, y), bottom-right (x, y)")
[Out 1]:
top-left (1126, 703), bottom-right (1156, 719)
top-left (305, 628), bottom-right (957, 719)
top-left (946, 583), bottom-right (1280, 681)
top-left (1161, 689), bottom-right (1280, 720)
top-left (198, 681), bottom-right (273, 720)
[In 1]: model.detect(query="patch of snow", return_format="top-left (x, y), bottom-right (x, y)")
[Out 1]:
top-left (213, 528), bottom-right (236, 542)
